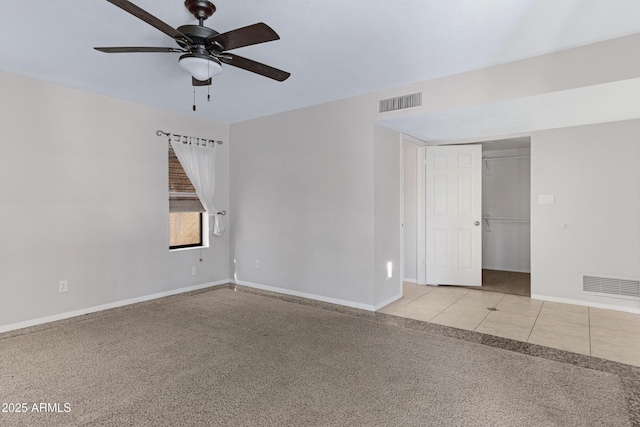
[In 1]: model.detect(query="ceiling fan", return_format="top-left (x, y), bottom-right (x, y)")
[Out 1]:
top-left (95, 0), bottom-right (290, 89)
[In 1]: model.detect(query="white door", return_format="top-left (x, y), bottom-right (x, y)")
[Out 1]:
top-left (426, 145), bottom-right (482, 286)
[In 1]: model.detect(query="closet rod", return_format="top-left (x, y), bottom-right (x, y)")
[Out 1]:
top-left (482, 216), bottom-right (530, 220)
top-left (483, 155), bottom-right (530, 160)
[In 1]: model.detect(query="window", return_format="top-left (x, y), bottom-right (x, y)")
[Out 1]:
top-left (169, 212), bottom-right (202, 248)
top-left (168, 144), bottom-right (204, 249)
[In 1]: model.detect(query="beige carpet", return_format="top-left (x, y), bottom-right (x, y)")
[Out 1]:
top-left (0, 287), bottom-right (635, 426)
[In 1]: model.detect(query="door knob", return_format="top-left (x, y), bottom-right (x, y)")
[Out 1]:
top-left (474, 221), bottom-right (480, 226)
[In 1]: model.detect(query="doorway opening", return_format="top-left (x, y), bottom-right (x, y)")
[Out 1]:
top-left (479, 137), bottom-right (531, 296)
top-left (401, 136), bottom-right (531, 297)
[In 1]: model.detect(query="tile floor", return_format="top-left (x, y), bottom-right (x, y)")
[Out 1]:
top-left (379, 282), bottom-right (640, 367)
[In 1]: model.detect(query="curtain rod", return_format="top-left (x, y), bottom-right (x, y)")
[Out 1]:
top-left (157, 130), bottom-right (223, 146)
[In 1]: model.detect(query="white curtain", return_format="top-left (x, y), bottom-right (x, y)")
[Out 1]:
top-left (170, 139), bottom-right (224, 236)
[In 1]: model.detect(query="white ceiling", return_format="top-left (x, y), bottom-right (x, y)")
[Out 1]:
top-left (2, 0), bottom-right (640, 125)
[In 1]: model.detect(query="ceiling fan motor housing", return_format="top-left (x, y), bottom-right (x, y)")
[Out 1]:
top-left (176, 25), bottom-right (221, 53)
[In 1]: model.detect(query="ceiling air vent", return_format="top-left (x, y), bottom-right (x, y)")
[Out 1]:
top-left (379, 92), bottom-right (422, 113)
top-left (583, 275), bottom-right (640, 300)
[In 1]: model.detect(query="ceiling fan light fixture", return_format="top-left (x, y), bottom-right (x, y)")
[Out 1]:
top-left (178, 54), bottom-right (222, 81)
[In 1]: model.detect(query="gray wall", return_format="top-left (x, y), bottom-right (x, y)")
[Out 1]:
top-left (0, 72), bottom-right (230, 328)
top-left (373, 124), bottom-right (402, 306)
top-left (229, 100), bottom-right (402, 310)
top-left (229, 96), bottom-right (379, 308)
top-left (531, 120), bottom-right (640, 309)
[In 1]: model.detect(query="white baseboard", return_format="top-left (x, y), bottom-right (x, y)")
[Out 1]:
top-left (402, 277), bottom-right (418, 283)
top-left (373, 293), bottom-right (403, 311)
top-left (0, 280), bottom-right (230, 334)
top-left (233, 279), bottom-right (376, 311)
top-left (531, 294), bottom-right (640, 315)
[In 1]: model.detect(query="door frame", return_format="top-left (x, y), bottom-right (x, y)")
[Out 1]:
top-left (401, 132), bottom-right (534, 289)
top-left (400, 134), bottom-right (427, 285)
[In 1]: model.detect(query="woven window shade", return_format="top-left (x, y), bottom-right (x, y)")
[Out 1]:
top-left (169, 144), bottom-right (205, 213)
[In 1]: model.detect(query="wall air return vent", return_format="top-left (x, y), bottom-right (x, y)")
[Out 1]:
top-left (379, 92), bottom-right (422, 113)
top-left (583, 275), bottom-right (640, 300)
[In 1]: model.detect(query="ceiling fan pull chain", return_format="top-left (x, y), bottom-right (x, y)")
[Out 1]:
top-left (193, 87), bottom-right (196, 111)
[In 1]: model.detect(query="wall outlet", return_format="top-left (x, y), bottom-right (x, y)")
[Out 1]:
top-left (191, 267), bottom-right (197, 276)
top-left (256, 260), bottom-right (261, 269)
top-left (59, 280), bottom-right (68, 293)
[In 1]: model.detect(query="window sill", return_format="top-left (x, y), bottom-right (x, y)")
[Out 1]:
top-left (169, 245), bottom-right (208, 253)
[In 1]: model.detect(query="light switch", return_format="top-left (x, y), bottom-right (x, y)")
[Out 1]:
top-left (537, 194), bottom-right (555, 204)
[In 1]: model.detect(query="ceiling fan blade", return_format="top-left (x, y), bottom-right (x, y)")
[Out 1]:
top-left (192, 77), bottom-right (212, 87)
top-left (106, 0), bottom-right (193, 44)
top-left (207, 23), bottom-right (279, 51)
top-left (95, 47), bottom-right (184, 53)
top-left (220, 54), bottom-right (290, 82)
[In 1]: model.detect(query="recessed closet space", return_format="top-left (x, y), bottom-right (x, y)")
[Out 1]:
top-left (481, 138), bottom-right (531, 296)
